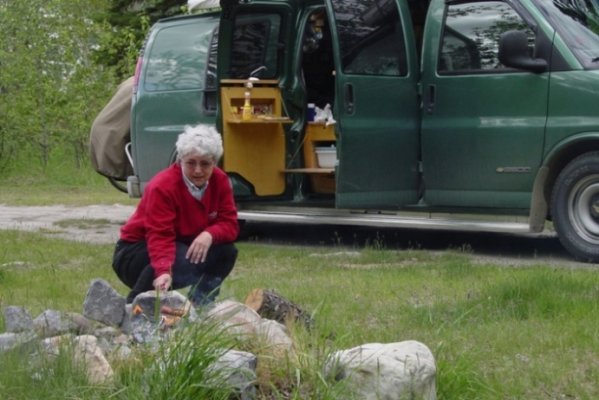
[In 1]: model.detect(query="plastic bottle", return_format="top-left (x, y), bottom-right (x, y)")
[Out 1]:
top-left (242, 91), bottom-right (252, 121)
top-left (307, 103), bottom-right (316, 122)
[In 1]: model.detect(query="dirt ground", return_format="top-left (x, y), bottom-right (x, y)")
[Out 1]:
top-left (0, 204), bottom-right (596, 268)
top-left (0, 204), bottom-right (134, 245)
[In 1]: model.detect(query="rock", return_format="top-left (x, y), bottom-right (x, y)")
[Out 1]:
top-left (207, 300), bottom-right (293, 354)
top-left (40, 334), bottom-right (73, 357)
top-left (130, 316), bottom-right (160, 345)
top-left (33, 310), bottom-right (78, 338)
top-left (73, 335), bottom-right (114, 385)
top-left (2, 284), bottom-right (438, 400)
top-left (211, 349), bottom-right (257, 400)
top-left (83, 279), bottom-right (126, 326)
top-left (206, 300), bottom-right (263, 336)
top-left (131, 290), bottom-right (194, 322)
top-left (66, 312), bottom-right (98, 334)
top-left (255, 319), bottom-right (293, 353)
top-left (3, 306), bottom-right (33, 333)
top-left (324, 340), bottom-right (437, 400)
top-left (0, 331), bottom-right (37, 352)
top-left (40, 334), bottom-right (116, 385)
top-left (127, 291), bottom-right (195, 344)
top-left (120, 303), bottom-right (133, 334)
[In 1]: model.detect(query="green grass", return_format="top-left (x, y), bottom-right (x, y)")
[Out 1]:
top-left (0, 163), bottom-right (598, 398)
top-left (1, 230), bottom-right (598, 399)
top-left (0, 158), bottom-right (137, 206)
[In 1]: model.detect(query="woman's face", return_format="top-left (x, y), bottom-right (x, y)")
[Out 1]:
top-left (181, 153), bottom-right (215, 187)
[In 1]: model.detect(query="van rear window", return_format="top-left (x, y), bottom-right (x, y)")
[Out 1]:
top-left (144, 23), bottom-right (215, 91)
top-left (229, 14), bottom-right (281, 79)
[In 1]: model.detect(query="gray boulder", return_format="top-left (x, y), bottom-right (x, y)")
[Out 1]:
top-left (83, 279), bottom-right (126, 326)
top-left (3, 305), bottom-right (33, 333)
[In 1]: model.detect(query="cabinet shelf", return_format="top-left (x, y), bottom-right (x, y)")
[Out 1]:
top-left (227, 116), bottom-right (293, 124)
top-left (284, 168), bottom-right (335, 174)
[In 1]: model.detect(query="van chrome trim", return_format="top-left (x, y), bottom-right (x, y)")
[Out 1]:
top-left (238, 207), bottom-right (533, 234)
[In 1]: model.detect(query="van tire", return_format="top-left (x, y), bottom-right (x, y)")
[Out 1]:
top-left (551, 152), bottom-right (599, 262)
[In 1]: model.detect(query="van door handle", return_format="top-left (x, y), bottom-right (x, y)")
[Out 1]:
top-left (344, 83), bottom-right (354, 115)
top-left (426, 84), bottom-right (436, 114)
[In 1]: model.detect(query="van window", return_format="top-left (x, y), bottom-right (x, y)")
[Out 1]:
top-left (204, 27), bottom-right (219, 113)
top-left (537, 0), bottom-right (599, 69)
top-left (330, 0), bottom-right (407, 76)
top-left (229, 14), bottom-right (281, 79)
top-left (144, 23), bottom-right (217, 91)
top-left (439, 1), bottom-right (534, 74)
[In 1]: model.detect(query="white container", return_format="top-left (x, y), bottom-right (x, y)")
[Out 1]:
top-left (315, 146), bottom-right (337, 168)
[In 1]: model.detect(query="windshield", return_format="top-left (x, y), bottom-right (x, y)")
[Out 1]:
top-left (535, 0), bottom-right (599, 68)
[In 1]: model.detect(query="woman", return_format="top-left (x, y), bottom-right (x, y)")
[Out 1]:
top-left (112, 124), bottom-right (239, 306)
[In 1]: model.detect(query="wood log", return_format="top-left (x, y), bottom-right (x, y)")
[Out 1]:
top-left (245, 288), bottom-right (313, 328)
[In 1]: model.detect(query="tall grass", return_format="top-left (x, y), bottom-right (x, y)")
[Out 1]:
top-left (1, 230), bottom-right (598, 398)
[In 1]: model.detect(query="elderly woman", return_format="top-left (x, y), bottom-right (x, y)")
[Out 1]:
top-left (112, 124), bottom-right (239, 306)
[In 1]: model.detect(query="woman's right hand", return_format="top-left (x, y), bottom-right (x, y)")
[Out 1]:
top-left (153, 273), bottom-right (172, 292)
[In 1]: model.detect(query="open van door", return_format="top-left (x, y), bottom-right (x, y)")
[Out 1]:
top-left (217, 0), bottom-right (299, 199)
top-left (324, 0), bottom-right (420, 209)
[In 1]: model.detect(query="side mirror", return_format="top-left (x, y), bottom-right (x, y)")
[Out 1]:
top-left (498, 30), bottom-right (548, 73)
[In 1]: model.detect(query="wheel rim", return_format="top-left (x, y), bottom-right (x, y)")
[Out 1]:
top-left (568, 174), bottom-right (599, 244)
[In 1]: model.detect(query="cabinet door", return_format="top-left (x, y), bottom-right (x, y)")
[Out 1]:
top-left (325, 0), bottom-right (420, 209)
top-left (420, 0), bottom-right (549, 209)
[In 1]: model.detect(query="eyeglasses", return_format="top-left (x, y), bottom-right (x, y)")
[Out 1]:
top-left (183, 159), bottom-right (215, 170)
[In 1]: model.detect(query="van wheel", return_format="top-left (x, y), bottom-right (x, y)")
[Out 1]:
top-left (551, 152), bottom-right (599, 262)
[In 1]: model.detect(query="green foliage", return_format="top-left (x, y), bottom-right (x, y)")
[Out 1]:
top-left (0, 0), bottom-right (119, 172)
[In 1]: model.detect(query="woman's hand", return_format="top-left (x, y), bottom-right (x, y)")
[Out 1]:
top-left (153, 273), bottom-right (172, 292)
top-left (187, 231), bottom-right (213, 264)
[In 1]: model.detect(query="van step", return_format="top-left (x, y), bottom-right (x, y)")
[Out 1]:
top-left (237, 207), bottom-right (533, 234)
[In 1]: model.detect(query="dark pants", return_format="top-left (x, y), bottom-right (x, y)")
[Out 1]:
top-left (112, 239), bottom-right (238, 306)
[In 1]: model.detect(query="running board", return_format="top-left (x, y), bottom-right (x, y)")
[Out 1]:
top-left (237, 207), bottom-right (533, 234)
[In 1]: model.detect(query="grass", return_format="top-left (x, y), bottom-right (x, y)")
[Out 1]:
top-left (0, 160), bottom-right (137, 206)
top-left (0, 163), bottom-right (598, 398)
top-left (1, 230), bottom-right (598, 399)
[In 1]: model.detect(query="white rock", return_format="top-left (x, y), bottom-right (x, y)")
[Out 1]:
top-left (325, 340), bottom-right (436, 400)
top-left (73, 335), bottom-right (114, 385)
top-left (206, 300), bottom-right (263, 336)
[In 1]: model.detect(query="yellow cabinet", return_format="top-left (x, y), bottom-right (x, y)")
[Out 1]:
top-left (303, 123), bottom-right (336, 194)
top-left (220, 80), bottom-right (291, 196)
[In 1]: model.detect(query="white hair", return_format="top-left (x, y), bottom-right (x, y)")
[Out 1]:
top-left (175, 124), bottom-right (223, 161)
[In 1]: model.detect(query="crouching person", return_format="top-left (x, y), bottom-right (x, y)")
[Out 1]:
top-left (112, 124), bottom-right (239, 307)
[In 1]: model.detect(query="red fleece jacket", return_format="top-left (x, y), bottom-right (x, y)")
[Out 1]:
top-left (119, 163), bottom-right (239, 278)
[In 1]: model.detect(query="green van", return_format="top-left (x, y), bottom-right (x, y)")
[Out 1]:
top-left (104, 0), bottom-right (599, 262)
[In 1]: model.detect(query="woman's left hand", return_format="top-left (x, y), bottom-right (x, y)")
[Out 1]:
top-left (187, 231), bottom-right (213, 263)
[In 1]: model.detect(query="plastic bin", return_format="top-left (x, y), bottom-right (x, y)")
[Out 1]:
top-left (315, 146), bottom-right (337, 168)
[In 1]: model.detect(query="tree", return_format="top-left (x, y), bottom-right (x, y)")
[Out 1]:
top-left (0, 0), bottom-right (118, 170)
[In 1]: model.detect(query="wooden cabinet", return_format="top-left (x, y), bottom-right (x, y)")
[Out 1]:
top-left (220, 80), bottom-right (291, 196)
top-left (285, 122), bottom-right (337, 194)
top-left (220, 79), bottom-right (337, 196)
top-left (303, 123), bottom-right (336, 194)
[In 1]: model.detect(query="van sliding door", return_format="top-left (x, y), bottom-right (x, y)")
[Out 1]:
top-left (325, 0), bottom-right (420, 209)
